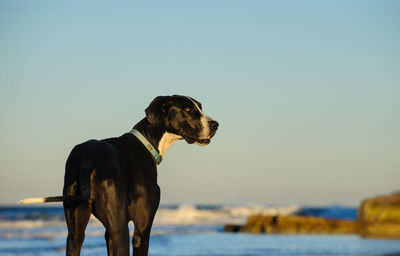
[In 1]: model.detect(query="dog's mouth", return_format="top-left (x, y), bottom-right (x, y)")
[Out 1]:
top-left (207, 131), bottom-right (216, 140)
top-left (184, 131), bottom-right (216, 145)
top-left (195, 138), bottom-right (211, 145)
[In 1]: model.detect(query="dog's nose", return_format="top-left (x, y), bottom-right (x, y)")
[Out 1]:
top-left (209, 120), bottom-right (219, 131)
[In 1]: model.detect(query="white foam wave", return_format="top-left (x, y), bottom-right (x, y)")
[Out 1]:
top-left (0, 216), bottom-right (102, 229)
top-left (0, 228), bottom-right (106, 240)
top-left (153, 204), bottom-right (300, 226)
top-left (0, 205), bottom-right (300, 240)
top-left (0, 205), bottom-right (300, 230)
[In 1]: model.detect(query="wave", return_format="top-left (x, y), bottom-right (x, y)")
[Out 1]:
top-left (153, 204), bottom-right (300, 226)
top-left (0, 204), bottom-right (357, 230)
top-left (0, 204), bottom-right (359, 241)
top-left (0, 218), bottom-right (102, 229)
top-left (0, 204), bottom-right (300, 229)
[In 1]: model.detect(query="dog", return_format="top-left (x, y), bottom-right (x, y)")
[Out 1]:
top-left (19, 95), bottom-right (219, 256)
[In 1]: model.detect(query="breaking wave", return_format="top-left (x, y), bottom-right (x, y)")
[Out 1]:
top-left (0, 204), bottom-right (357, 240)
top-left (0, 204), bottom-right (300, 228)
top-left (153, 204), bottom-right (300, 226)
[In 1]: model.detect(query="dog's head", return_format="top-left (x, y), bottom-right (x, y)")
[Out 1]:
top-left (145, 95), bottom-right (219, 145)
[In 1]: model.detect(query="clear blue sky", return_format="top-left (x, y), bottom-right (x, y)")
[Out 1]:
top-left (1, 1), bottom-right (399, 206)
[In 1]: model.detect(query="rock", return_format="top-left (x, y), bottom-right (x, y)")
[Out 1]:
top-left (357, 192), bottom-right (400, 239)
top-left (224, 215), bottom-right (356, 234)
top-left (224, 224), bottom-right (243, 233)
top-left (225, 192), bottom-right (400, 239)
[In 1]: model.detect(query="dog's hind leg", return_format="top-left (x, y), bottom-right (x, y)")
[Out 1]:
top-left (104, 225), bottom-right (129, 256)
top-left (105, 231), bottom-right (113, 256)
top-left (92, 163), bottom-right (130, 256)
top-left (63, 153), bottom-right (94, 256)
top-left (64, 202), bottom-right (91, 256)
top-left (131, 184), bottom-right (160, 256)
top-left (63, 166), bottom-right (93, 256)
top-left (93, 188), bottom-right (130, 256)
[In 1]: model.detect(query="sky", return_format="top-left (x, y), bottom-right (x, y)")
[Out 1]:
top-left (0, 1), bottom-right (399, 206)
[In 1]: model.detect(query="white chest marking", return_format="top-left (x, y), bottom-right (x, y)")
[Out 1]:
top-left (158, 132), bottom-right (182, 156)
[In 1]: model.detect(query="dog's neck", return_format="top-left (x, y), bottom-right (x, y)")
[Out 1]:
top-left (133, 118), bottom-right (182, 157)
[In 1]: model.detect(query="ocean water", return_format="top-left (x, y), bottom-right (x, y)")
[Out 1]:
top-left (1, 205), bottom-right (400, 256)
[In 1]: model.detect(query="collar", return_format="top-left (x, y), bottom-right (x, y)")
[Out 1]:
top-left (129, 129), bottom-right (162, 165)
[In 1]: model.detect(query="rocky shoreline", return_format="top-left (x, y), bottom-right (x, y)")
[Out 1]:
top-left (357, 192), bottom-right (400, 239)
top-left (225, 192), bottom-right (400, 239)
top-left (225, 215), bottom-right (356, 234)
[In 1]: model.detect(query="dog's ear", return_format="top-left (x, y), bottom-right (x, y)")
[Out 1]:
top-left (145, 96), bottom-right (172, 123)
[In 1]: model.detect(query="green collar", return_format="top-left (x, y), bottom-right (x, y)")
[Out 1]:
top-left (129, 129), bottom-right (162, 165)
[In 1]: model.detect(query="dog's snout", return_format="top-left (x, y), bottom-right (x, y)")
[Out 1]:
top-left (209, 120), bottom-right (219, 131)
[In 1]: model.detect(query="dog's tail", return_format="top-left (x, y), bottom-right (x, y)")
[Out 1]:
top-left (18, 195), bottom-right (81, 204)
top-left (19, 162), bottom-right (96, 206)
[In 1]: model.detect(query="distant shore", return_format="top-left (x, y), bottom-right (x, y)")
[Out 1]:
top-left (225, 192), bottom-right (400, 240)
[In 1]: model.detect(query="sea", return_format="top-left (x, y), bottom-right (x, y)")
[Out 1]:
top-left (1, 204), bottom-right (400, 256)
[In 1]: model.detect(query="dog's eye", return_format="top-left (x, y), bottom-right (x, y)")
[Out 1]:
top-left (185, 107), bottom-right (192, 113)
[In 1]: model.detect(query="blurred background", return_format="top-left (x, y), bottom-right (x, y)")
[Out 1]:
top-left (1, 0), bottom-right (399, 207)
top-left (1, 1), bottom-right (399, 255)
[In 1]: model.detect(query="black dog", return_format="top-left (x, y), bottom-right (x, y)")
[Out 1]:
top-left (19, 95), bottom-right (219, 256)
